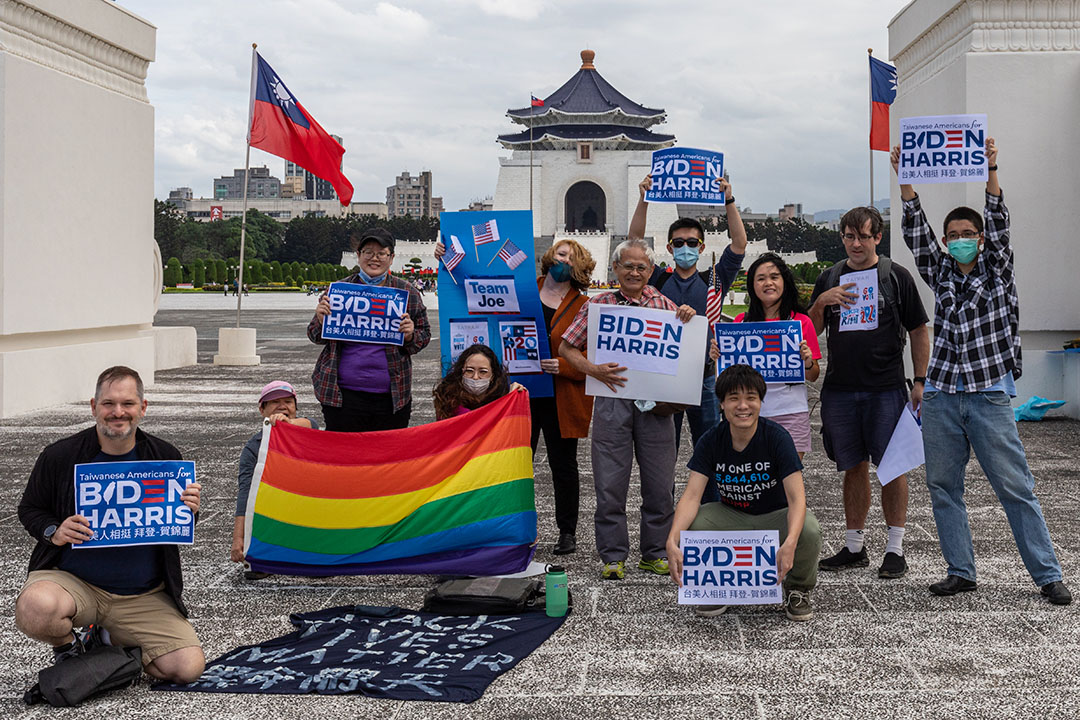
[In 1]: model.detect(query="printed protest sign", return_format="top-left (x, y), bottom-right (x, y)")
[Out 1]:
top-left (677, 530), bottom-right (781, 605)
top-left (464, 276), bottom-right (520, 314)
top-left (646, 147), bottom-right (725, 205)
top-left (448, 319), bottom-right (489, 362)
top-left (836, 268), bottom-right (879, 332)
top-left (715, 321), bottom-right (804, 383)
top-left (499, 320), bottom-right (541, 373)
top-left (585, 307), bottom-right (707, 404)
top-left (74, 460), bottom-right (196, 548)
top-left (593, 305), bottom-right (686, 375)
top-left (321, 282), bottom-right (409, 345)
top-left (898, 114), bottom-right (988, 184)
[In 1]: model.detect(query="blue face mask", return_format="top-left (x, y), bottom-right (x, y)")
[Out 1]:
top-left (548, 261), bottom-right (573, 282)
top-left (947, 239), bottom-right (979, 264)
top-left (356, 267), bottom-right (388, 285)
top-left (672, 245), bottom-right (699, 270)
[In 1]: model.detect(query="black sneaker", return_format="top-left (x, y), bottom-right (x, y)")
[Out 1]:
top-left (783, 589), bottom-right (813, 621)
top-left (1041, 581), bottom-right (1072, 606)
top-left (929, 575), bottom-right (977, 596)
top-left (818, 547), bottom-right (869, 572)
top-left (878, 552), bottom-right (908, 579)
top-left (244, 570), bottom-right (272, 581)
top-left (553, 533), bottom-right (577, 555)
top-left (51, 624), bottom-right (108, 665)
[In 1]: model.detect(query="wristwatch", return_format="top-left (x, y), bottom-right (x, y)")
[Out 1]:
top-left (43, 524), bottom-right (58, 543)
top-left (913, 376), bottom-right (926, 384)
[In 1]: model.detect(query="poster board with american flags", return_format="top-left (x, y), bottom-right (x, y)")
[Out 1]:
top-left (436, 210), bottom-right (554, 398)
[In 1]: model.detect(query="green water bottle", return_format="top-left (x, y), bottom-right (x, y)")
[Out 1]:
top-left (545, 564), bottom-right (568, 617)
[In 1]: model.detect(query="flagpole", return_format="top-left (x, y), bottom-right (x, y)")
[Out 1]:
top-left (868, 48), bottom-right (874, 208)
top-left (236, 43), bottom-right (258, 328)
top-left (529, 95), bottom-right (534, 216)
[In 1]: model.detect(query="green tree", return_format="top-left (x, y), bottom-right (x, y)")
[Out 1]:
top-left (290, 261), bottom-right (302, 280)
top-left (191, 258), bottom-right (206, 288)
top-left (270, 260), bottom-right (283, 283)
top-left (154, 200), bottom-right (187, 260)
top-left (164, 257), bottom-right (182, 287)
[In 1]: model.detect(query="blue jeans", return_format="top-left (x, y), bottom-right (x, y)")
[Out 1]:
top-left (922, 389), bottom-right (1062, 586)
top-left (676, 373), bottom-right (719, 502)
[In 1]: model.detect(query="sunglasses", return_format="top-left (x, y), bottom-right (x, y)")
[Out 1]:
top-left (670, 239), bottom-right (701, 248)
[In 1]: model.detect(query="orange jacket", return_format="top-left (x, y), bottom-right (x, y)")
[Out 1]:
top-left (537, 277), bottom-right (594, 438)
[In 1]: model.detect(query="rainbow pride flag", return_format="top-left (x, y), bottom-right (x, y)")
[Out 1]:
top-left (243, 391), bottom-right (537, 576)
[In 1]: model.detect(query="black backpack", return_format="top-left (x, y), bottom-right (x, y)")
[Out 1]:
top-left (24, 645), bottom-right (143, 707)
top-left (422, 576), bottom-right (572, 615)
top-left (818, 255), bottom-right (906, 347)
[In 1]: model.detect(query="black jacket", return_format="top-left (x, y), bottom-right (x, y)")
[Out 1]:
top-left (18, 426), bottom-right (191, 617)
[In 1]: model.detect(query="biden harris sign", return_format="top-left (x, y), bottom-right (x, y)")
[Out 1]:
top-left (715, 321), bottom-right (804, 383)
top-left (586, 305), bottom-right (708, 405)
top-left (321, 282), bottom-right (409, 345)
top-left (898, 114), bottom-right (988, 184)
top-left (645, 147), bottom-right (725, 205)
top-left (677, 530), bottom-right (781, 605)
top-left (74, 460), bottom-right (196, 548)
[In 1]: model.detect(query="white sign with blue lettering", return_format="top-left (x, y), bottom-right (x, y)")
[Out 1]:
top-left (836, 269), bottom-right (879, 332)
top-left (898, 113), bottom-right (987, 184)
top-left (646, 147), bottom-right (725, 205)
top-left (677, 530), bottom-right (781, 605)
top-left (73, 460), bottom-right (196, 548)
top-left (321, 282), bottom-right (409, 345)
top-left (585, 306), bottom-right (707, 404)
top-left (715, 321), bottom-right (804, 382)
top-left (464, 277), bottom-right (520, 314)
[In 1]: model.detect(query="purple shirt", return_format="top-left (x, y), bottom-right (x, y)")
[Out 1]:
top-left (338, 343), bottom-right (391, 393)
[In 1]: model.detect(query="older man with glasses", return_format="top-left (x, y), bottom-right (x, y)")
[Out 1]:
top-left (560, 238), bottom-right (696, 580)
top-left (309, 227), bottom-right (431, 432)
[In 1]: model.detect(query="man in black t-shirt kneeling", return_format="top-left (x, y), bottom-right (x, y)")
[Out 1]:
top-left (666, 364), bottom-right (822, 621)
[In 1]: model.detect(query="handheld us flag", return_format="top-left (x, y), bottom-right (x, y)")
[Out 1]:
top-left (705, 256), bottom-right (724, 326)
top-left (443, 235), bottom-right (465, 271)
top-left (497, 240), bottom-right (527, 270)
top-left (472, 220), bottom-right (500, 246)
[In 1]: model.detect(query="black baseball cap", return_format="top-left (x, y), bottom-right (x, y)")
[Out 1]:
top-left (357, 227), bottom-right (395, 251)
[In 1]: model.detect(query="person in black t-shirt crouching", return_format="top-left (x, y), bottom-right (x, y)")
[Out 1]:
top-left (666, 364), bottom-right (821, 621)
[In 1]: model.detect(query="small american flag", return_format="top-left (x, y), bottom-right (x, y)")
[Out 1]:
top-left (472, 220), bottom-right (500, 246)
top-left (705, 261), bottom-right (724, 326)
top-left (497, 239), bottom-right (527, 270)
top-left (443, 235), bottom-right (466, 271)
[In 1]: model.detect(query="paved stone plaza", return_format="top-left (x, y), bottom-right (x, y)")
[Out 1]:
top-left (1, 293), bottom-right (1077, 718)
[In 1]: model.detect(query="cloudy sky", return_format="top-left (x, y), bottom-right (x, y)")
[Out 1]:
top-left (121, 0), bottom-right (911, 215)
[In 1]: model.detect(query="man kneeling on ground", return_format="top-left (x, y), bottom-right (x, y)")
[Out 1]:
top-left (666, 364), bottom-right (822, 621)
top-left (15, 366), bottom-right (204, 682)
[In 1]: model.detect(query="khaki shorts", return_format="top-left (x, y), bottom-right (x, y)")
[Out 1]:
top-left (21, 570), bottom-right (200, 666)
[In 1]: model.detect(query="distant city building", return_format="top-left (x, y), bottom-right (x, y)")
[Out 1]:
top-left (166, 194), bottom-right (387, 223)
top-left (386, 170), bottom-right (441, 219)
top-left (280, 175), bottom-right (304, 199)
top-left (463, 198), bottom-right (494, 212)
top-left (284, 134), bottom-right (343, 201)
top-left (213, 166), bottom-right (281, 200)
top-left (168, 187), bottom-right (192, 202)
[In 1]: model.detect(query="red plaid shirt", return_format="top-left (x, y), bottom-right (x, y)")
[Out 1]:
top-left (307, 274), bottom-right (431, 411)
top-left (562, 286), bottom-right (678, 349)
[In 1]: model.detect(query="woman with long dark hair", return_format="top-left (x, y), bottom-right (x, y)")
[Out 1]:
top-left (731, 253), bottom-right (820, 456)
top-left (433, 344), bottom-right (518, 420)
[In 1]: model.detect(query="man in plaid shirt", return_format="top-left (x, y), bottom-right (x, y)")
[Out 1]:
top-left (892, 138), bottom-right (1070, 605)
top-left (560, 238), bottom-right (696, 581)
top-left (309, 228), bottom-right (431, 432)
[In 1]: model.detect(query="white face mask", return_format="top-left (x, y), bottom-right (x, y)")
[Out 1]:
top-left (462, 376), bottom-right (491, 394)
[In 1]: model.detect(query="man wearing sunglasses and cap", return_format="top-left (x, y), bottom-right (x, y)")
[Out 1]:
top-left (629, 174), bottom-right (748, 461)
top-left (310, 227), bottom-right (431, 432)
top-left (231, 380), bottom-right (318, 580)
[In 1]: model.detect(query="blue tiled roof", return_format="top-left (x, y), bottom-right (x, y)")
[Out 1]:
top-left (497, 124), bottom-right (674, 145)
top-left (508, 65), bottom-right (664, 120)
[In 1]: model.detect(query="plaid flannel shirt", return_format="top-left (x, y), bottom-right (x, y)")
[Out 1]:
top-left (562, 285), bottom-right (679, 349)
top-left (902, 191), bottom-right (1020, 392)
top-left (307, 273), bottom-right (431, 410)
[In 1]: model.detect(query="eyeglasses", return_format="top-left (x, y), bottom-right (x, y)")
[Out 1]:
top-left (670, 239), bottom-right (701, 248)
top-left (617, 262), bottom-right (650, 274)
top-left (945, 230), bottom-right (980, 241)
top-left (842, 233), bottom-right (876, 243)
top-left (360, 249), bottom-right (393, 260)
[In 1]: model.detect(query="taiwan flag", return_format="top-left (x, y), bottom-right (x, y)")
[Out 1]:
top-left (869, 56), bottom-right (897, 152)
top-left (249, 52), bottom-right (354, 204)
